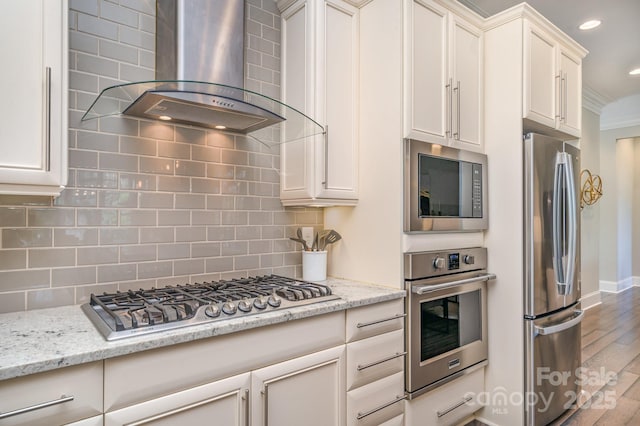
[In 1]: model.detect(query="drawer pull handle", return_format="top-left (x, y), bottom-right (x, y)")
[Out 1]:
top-left (0, 395), bottom-right (74, 419)
top-left (357, 352), bottom-right (407, 371)
top-left (356, 313), bottom-right (406, 329)
top-left (436, 395), bottom-right (473, 418)
top-left (357, 395), bottom-right (406, 420)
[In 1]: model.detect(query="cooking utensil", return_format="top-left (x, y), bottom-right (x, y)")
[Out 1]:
top-left (320, 230), bottom-right (341, 250)
top-left (289, 237), bottom-right (309, 251)
top-left (312, 232), bottom-right (319, 251)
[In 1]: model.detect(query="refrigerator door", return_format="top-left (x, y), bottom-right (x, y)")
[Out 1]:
top-left (524, 133), bottom-right (580, 317)
top-left (525, 306), bottom-right (583, 426)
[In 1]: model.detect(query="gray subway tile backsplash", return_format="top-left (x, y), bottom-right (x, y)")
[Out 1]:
top-left (29, 248), bottom-right (76, 268)
top-left (0, 0), bottom-right (323, 313)
top-left (0, 207), bottom-right (26, 227)
top-left (3, 229), bottom-right (53, 248)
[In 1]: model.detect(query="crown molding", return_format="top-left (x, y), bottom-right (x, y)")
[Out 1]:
top-left (582, 86), bottom-right (610, 115)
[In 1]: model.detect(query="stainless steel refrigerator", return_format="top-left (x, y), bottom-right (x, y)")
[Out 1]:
top-left (523, 133), bottom-right (583, 426)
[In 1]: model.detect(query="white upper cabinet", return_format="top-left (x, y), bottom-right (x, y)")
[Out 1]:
top-left (278, 0), bottom-right (359, 206)
top-left (0, 0), bottom-right (68, 196)
top-left (523, 20), bottom-right (583, 138)
top-left (404, 0), bottom-right (483, 151)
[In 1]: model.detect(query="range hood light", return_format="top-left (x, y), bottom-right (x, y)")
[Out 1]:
top-left (214, 125), bottom-right (226, 130)
top-left (158, 115), bottom-right (172, 121)
top-left (630, 68), bottom-right (640, 76)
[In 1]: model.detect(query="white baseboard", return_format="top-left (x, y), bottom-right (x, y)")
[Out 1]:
top-left (581, 290), bottom-right (602, 310)
top-left (600, 277), bottom-right (634, 293)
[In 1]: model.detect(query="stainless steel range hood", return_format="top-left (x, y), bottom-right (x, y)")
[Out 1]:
top-left (82, 0), bottom-right (323, 145)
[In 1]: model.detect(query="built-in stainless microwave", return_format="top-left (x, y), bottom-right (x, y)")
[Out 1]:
top-left (404, 139), bottom-right (488, 232)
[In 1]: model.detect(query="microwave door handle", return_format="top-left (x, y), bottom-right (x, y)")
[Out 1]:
top-left (412, 273), bottom-right (496, 295)
top-left (552, 154), bottom-right (565, 290)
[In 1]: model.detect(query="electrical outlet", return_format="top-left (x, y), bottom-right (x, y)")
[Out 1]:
top-left (301, 227), bottom-right (314, 248)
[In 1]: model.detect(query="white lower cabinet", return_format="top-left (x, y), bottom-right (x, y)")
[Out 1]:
top-left (346, 300), bottom-right (406, 425)
top-left (346, 372), bottom-right (405, 426)
top-left (104, 373), bottom-right (250, 425)
top-left (251, 345), bottom-right (346, 426)
top-left (0, 362), bottom-right (103, 426)
top-left (405, 367), bottom-right (484, 426)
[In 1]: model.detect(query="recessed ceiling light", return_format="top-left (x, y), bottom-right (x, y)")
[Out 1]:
top-left (158, 115), bottom-right (172, 121)
top-left (579, 20), bottom-right (601, 30)
top-left (630, 68), bottom-right (640, 76)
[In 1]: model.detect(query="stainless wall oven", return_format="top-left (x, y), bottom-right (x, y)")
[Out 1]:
top-left (404, 139), bottom-right (488, 232)
top-left (405, 247), bottom-right (495, 399)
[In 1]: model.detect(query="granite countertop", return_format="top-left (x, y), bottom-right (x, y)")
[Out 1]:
top-left (0, 278), bottom-right (405, 381)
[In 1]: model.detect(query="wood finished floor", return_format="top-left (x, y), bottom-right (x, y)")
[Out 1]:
top-left (551, 287), bottom-right (640, 425)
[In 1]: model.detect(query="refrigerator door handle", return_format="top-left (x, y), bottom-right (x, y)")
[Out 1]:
top-left (552, 155), bottom-right (566, 287)
top-left (563, 151), bottom-right (578, 295)
top-left (534, 310), bottom-right (584, 336)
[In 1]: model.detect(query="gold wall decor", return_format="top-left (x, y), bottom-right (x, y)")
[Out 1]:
top-left (580, 169), bottom-right (603, 209)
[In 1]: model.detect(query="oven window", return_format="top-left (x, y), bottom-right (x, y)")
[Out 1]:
top-left (420, 290), bottom-right (482, 361)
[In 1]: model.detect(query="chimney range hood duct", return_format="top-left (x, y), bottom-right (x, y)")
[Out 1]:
top-left (81, 0), bottom-right (323, 146)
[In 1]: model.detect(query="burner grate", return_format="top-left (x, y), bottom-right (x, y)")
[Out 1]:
top-left (84, 275), bottom-right (339, 339)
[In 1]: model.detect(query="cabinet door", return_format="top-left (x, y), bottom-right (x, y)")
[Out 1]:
top-left (280, 0), bottom-right (315, 202)
top-left (450, 14), bottom-right (482, 150)
top-left (316, 0), bottom-right (359, 201)
top-left (558, 48), bottom-right (581, 137)
top-left (251, 345), bottom-right (345, 426)
top-left (523, 21), bottom-right (557, 129)
top-left (104, 373), bottom-right (250, 426)
top-left (280, 0), bottom-right (358, 206)
top-left (0, 0), bottom-right (67, 195)
top-left (404, 0), bottom-right (448, 144)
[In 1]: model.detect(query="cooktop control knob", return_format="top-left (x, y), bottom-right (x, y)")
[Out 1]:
top-left (253, 297), bottom-right (268, 310)
top-left (222, 301), bottom-right (237, 315)
top-left (238, 300), bottom-right (252, 313)
top-left (433, 257), bottom-right (446, 269)
top-left (268, 294), bottom-right (282, 308)
top-left (205, 304), bottom-right (221, 318)
top-left (463, 255), bottom-right (475, 265)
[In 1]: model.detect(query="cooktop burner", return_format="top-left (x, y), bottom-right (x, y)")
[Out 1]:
top-left (82, 275), bottom-right (340, 341)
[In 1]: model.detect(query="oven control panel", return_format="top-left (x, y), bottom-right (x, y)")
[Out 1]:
top-left (405, 247), bottom-right (487, 280)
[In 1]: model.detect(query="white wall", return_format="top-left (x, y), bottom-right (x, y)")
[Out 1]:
top-left (599, 125), bottom-right (640, 289)
top-left (579, 108), bottom-right (601, 301)
top-left (635, 144), bottom-right (640, 277)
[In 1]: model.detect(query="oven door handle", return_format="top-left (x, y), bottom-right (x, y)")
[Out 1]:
top-left (411, 273), bottom-right (496, 295)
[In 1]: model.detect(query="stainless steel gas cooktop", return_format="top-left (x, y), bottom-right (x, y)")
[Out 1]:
top-left (82, 275), bottom-right (339, 341)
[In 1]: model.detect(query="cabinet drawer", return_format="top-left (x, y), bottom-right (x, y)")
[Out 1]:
top-left (0, 362), bottom-right (103, 426)
top-left (406, 367), bottom-right (484, 426)
top-left (379, 413), bottom-right (404, 426)
top-left (346, 371), bottom-right (405, 426)
top-left (346, 299), bottom-right (404, 342)
top-left (347, 329), bottom-right (404, 390)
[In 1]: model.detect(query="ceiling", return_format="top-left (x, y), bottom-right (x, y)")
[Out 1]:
top-left (458, 0), bottom-right (640, 105)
